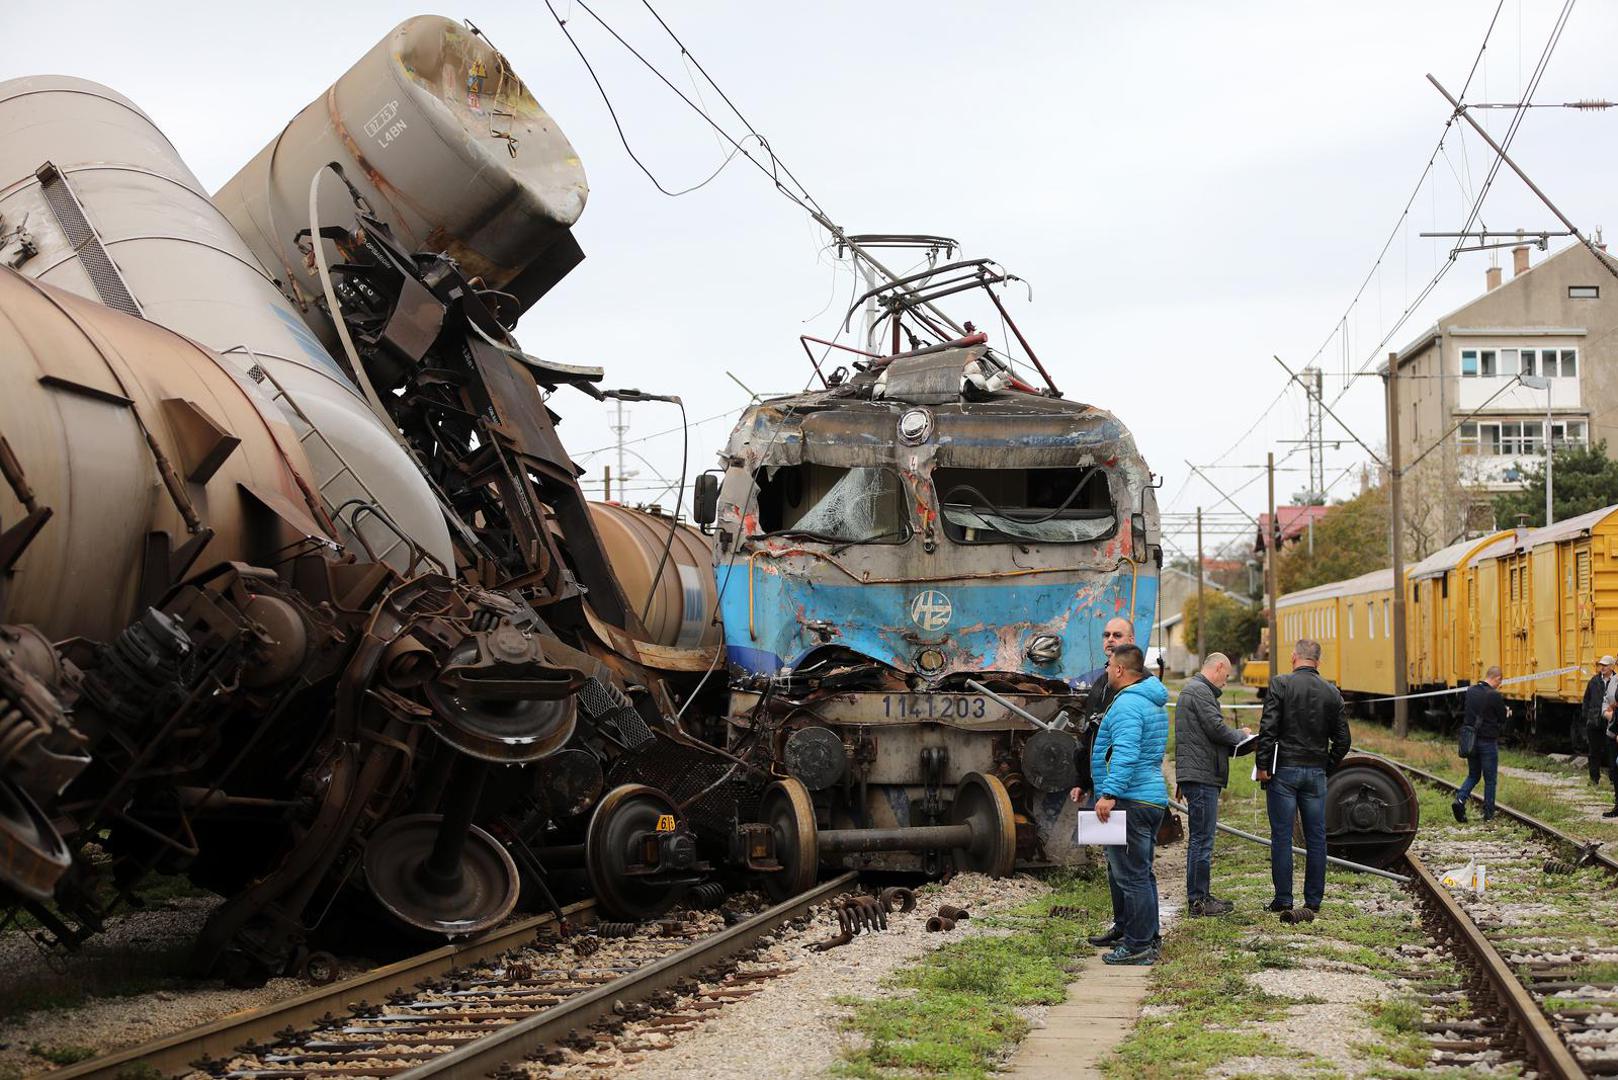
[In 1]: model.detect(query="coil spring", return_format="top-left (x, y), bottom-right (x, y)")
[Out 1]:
top-left (571, 937), bottom-right (601, 956)
top-left (596, 921), bottom-right (638, 938)
top-left (689, 882), bottom-right (727, 909)
top-left (1048, 904), bottom-right (1087, 920)
top-left (878, 886), bottom-right (916, 914)
top-left (1542, 858), bottom-right (1578, 875)
top-left (833, 894), bottom-right (887, 935)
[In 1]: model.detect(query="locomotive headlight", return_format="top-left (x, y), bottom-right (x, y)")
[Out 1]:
top-left (916, 647), bottom-right (946, 674)
top-left (1026, 634), bottom-right (1062, 664)
top-left (898, 408), bottom-right (933, 445)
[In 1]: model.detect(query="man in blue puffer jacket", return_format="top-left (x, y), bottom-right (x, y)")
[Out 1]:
top-left (1070, 642), bottom-right (1169, 965)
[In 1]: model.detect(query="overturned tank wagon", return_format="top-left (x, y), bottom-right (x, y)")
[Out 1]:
top-left (697, 325), bottom-right (1162, 880)
top-left (0, 14), bottom-right (765, 981)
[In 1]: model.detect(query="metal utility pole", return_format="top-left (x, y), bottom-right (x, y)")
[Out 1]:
top-left (603, 465), bottom-right (612, 502)
top-left (1544, 389), bottom-right (1554, 528)
top-left (1196, 507), bottom-right (1207, 665)
top-left (1305, 366), bottom-right (1325, 502)
top-left (1385, 353), bottom-right (1410, 738)
top-left (1266, 453), bottom-right (1279, 683)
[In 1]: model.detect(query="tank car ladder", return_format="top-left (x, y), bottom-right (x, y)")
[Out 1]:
top-left (230, 349), bottom-right (435, 573)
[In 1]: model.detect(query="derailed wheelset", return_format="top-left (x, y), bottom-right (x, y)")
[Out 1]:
top-left (750, 772), bottom-right (1018, 901)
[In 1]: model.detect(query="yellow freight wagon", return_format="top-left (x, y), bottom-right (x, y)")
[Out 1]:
top-left (1406, 531), bottom-right (1514, 694)
top-left (1248, 504), bottom-right (1618, 745)
top-left (1244, 568), bottom-right (1395, 699)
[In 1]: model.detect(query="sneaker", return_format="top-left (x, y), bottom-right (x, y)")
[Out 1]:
top-left (1087, 925), bottom-right (1124, 947)
top-left (1264, 898), bottom-right (1291, 913)
top-left (1101, 943), bottom-right (1156, 965)
top-left (1192, 898), bottom-right (1234, 917)
top-left (1603, 807), bottom-right (1618, 819)
top-left (1451, 800), bottom-right (1467, 823)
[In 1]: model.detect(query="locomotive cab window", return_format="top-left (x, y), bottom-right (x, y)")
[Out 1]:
top-left (934, 466), bottom-right (1115, 544)
top-left (753, 463), bottom-right (910, 544)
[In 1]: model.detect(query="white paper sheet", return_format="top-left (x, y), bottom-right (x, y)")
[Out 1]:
top-left (1074, 809), bottom-right (1128, 846)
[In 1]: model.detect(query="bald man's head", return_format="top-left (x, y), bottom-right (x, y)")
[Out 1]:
top-left (1102, 617), bottom-right (1134, 658)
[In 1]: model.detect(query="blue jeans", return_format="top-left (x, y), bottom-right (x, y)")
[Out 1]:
top-left (1103, 799), bottom-right (1163, 951)
top-left (1456, 740), bottom-right (1498, 817)
top-left (1266, 766), bottom-right (1327, 910)
top-left (1181, 782), bottom-right (1220, 904)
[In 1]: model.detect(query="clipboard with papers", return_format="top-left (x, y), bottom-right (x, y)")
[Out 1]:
top-left (1074, 809), bottom-right (1128, 846)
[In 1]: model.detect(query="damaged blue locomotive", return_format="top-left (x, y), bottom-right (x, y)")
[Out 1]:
top-left (691, 272), bottom-right (1161, 885)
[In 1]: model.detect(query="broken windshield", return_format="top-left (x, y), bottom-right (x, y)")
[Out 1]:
top-left (754, 464), bottom-right (911, 544)
top-left (935, 466), bottom-right (1116, 544)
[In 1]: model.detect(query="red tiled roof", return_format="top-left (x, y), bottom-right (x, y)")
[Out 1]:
top-left (1255, 505), bottom-right (1331, 551)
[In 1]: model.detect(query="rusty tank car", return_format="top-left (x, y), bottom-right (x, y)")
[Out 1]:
top-left (690, 261), bottom-right (1163, 884)
top-left (0, 15), bottom-right (766, 981)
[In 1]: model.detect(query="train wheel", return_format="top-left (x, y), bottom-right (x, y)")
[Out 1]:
top-left (949, 772), bottom-right (1017, 878)
top-left (758, 777), bottom-right (819, 902)
top-left (0, 779), bottom-right (71, 903)
top-left (585, 784), bottom-right (683, 920)
top-left (1317, 755), bottom-right (1421, 868)
top-left (363, 814), bottom-right (520, 936)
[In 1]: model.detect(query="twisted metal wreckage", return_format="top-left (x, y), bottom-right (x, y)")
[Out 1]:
top-left (0, 16), bottom-right (760, 984)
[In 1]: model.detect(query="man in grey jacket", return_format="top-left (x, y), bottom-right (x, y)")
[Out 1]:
top-left (1174, 653), bottom-right (1251, 916)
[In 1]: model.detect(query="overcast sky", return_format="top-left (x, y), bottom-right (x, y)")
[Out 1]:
top-left (9, 1), bottom-right (1617, 561)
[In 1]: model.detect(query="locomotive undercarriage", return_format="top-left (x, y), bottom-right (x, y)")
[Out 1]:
top-left (728, 674), bottom-right (1086, 879)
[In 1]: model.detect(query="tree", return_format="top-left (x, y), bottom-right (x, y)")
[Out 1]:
top-left (1274, 486), bottom-right (1389, 595)
top-left (1492, 440), bottom-right (1618, 528)
top-left (1180, 592), bottom-right (1263, 668)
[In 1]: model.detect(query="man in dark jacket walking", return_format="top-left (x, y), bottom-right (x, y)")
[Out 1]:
top-left (1453, 667), bottom-right (1506, 822)
top-left (1255, 639), bottom-right (1350, 924)
top-left (1583, 656), bottom-right (1614, 785)
top-left (1174, 652), bottom-right (1252, 916)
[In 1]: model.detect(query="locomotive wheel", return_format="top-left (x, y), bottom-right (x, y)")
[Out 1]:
top-left (586, 784), bottom-right (684, 920)
top-left (758, 777), bottom-right (819, 902)
top-left (363, 814), bottom-right (520, 936)
top-left (949, 772), bottom-right (1017, 878)
top-left (0, 778), bottom-right (71, 903)
top-left (1305, 754), bottom-right (1421, 868)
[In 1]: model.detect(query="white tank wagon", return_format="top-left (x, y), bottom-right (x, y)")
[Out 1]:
top-left (0, 76), bottom-right (451, 573)
top-left (214, 14), bottom-right (589, 343)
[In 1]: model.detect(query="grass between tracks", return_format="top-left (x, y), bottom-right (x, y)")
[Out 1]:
top-left (831, 867), bottom-right (1112, 1079)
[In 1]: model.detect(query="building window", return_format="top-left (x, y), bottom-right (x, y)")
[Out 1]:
top-left (1463, 419), bottom-right (1587, 456)
top-left (1520, 346), bottom-right (1578, 378)
top-left (1460, 348), bottom-right (1500, 377)
top-left (1500, 348), bottom-right (1519, 376)
top-left (1570, 285), bottom-right (1599, 299)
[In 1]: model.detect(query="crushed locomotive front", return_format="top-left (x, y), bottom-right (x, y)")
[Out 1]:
top-left (706, 339), bottom-right (1161, 875)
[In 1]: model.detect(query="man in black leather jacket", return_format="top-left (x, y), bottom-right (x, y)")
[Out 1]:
top-left (1582, 656), bottom-right (1613, 785)
top-left (1254, 639), bottom-right (1349, 924)
top-left (1453, 667), bottom-right (1506, 822)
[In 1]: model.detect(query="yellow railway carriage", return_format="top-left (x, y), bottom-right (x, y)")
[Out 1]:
top-left (1245, 503), bottom-right (1618, 745)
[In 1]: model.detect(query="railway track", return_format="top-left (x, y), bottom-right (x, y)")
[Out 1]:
top-left (1404, 851), bottom-right (1592, 1079)
top-left (54, 874), bottom-right (856, 1080)
top-left (1359, 745), bottom-right (1618, 1078)
top-left (1358, 747), bottom-right (1618, 876)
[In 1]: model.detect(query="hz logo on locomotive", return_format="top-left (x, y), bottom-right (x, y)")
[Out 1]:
top-left (910, 589), bottom-right (953, 631)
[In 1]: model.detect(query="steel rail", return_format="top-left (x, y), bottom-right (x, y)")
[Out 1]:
top-left (1354, 748), bottom-right (1618, 875)
top-left (398, 871), bottom-right (860, 1077)
top-left (1403, 852), bottom-right (1588, 1080)
top-left (52, 899), bottom-right (598, 1080)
